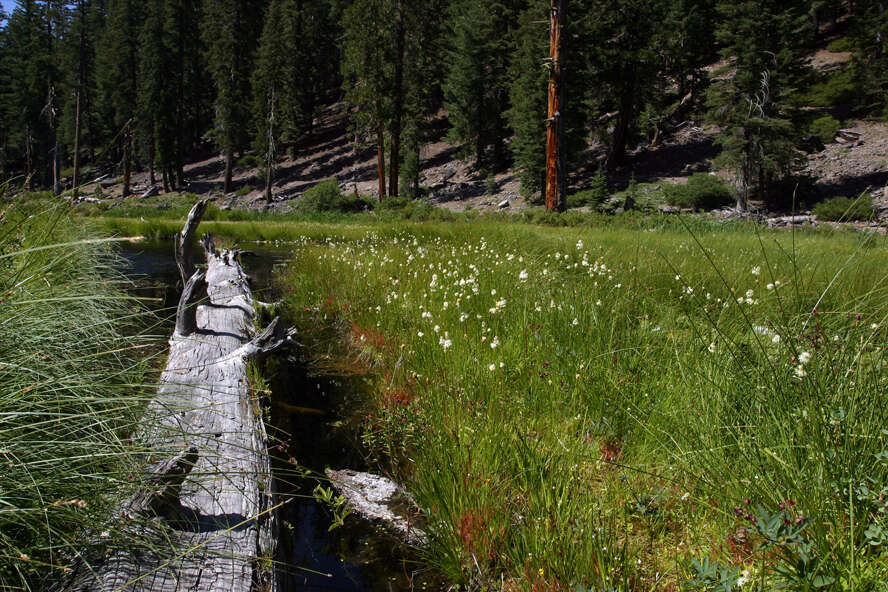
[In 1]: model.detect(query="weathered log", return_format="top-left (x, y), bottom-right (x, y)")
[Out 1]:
top-left (59, 207), bottom-right (287, 592)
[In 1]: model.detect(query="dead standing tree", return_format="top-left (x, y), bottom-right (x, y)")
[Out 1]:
top-left (545, 0), bottom-right (567, 212)
top-left (60, 200), bottom-right (292, 592)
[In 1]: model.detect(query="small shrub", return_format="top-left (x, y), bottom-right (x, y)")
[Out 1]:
top-left (485, 174), bottom-right (498, 195)
top-left (567, 168), bottom-right (609, 209)
top-left (664, 173), bottom-right (733, 210)
top-left (826, 37), bottom-right (855, 52)
top-left (813, 194), bottom-right (876, 221)
top-left (297, 180), bottom-right (342, 213)
top-left (235, 155), bottom-right (262, 169)
top-left (376, 196), bottom-right (410, 211)
top-left (296, 179), bottom-right (373, 214)
top-left (809, 115), bottom-right (841, 142)
top-left (235, 185), bottom-right (252, 196)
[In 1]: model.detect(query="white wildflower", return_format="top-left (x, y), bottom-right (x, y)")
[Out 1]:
top-left (518, 269), bottom-right (529, 282)
top-left (751, 266), bottom-right (761, 276)
top-left (708, 342), bottom-right (717, 353)
top-left (798, 351), bottom-right (812, 364)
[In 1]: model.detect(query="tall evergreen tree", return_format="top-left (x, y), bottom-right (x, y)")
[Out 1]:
top-left (4, 0), bottom-right (61, 188)
top-left (202, 0), bottom-right (263, 194)
top-left (342, 0), bottom-right (396, 200)
top-left (139, 0), bottom-right (207, 191)
top-left (442, 0), bottom-right (519, 171)
top-left (707, 0), bottom-right (811, 210)
top-left (96, 0), bottom-right (143, 195)
top-left (0, 7), bottom-right (14, 178)
top-left (507, 1), bottom-right (547, 195)
top-left (850, 0), bottom-right (888, 114)
top-left (585, 0), bottom-right (666, 170)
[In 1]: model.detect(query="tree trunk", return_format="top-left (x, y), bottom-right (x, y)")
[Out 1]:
top-left (265, 88), bottom-right (275, 205)
top-left (376, 124), bottom-right (386, 202)
top-left (122, 126), bottom-right (132, 197)
top-left (608, 84), bottom-right (634, 170)
top-left (25, 126), bottom-right (33, 191)
top-left (388, 0), bottom-right (405, 198)
top-left (544, 0), bottom-right (567, 212)
top-left (224, 149), bottom-right (233, 194)
top-left (73, 0), bottom-right (86, 200)
top-left (72, 90), bottom-right (82, 199)
top-left (59, 201), bottom-right (285, 592)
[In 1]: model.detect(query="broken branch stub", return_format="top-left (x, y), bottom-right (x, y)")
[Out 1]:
top-left (174, 199), bottom-right (208, 286)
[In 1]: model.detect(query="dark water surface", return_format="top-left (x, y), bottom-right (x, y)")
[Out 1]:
top-left (117, 239), bottom-right (435, 592)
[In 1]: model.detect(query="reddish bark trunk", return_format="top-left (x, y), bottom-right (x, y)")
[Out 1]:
top-left (544, 0), bottom-right (567, 212)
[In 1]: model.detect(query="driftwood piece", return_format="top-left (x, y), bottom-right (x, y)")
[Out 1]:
top-left (60, 207), bottom-right (288, 592)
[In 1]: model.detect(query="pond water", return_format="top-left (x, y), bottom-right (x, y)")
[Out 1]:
top-left (117, 239), bottom-right (437, 592)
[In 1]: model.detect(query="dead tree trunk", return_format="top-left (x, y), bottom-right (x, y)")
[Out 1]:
top-left (59, 200), bottom-right (289, 592)
top-left (544, 0), bottom-right (567, 212)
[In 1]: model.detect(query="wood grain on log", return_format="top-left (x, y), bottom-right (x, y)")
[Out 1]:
top-left (60, 208), bottom-right (286, 592)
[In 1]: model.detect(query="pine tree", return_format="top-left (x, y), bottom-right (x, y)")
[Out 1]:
top-left (707, 0), bottom-right (811, 210)
top-left (95, 0), bottom-right (143, 195)
top-left (342, 0), bottom-right (395, 200)
top-left (397, 0), bottom-right (448, 198)
top-left (585, 0), bottom-right (666, 170)
top-left (507, 1), bottom-right (548, 196)
top-left (3, 0), bottom-right (61, 188)
top-left (202, 0), bottom-right (264, 194)
top-left (0, 7), bottom-right (14, 178)
top-left (139, 0), bottom-right (207, 191)
top-left (442, 0), bottom-right (519, 171)
top-left (850, 0), bottom-right (888, 114)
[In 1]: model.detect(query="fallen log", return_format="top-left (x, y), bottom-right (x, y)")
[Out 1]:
top-left (60, 200), bottom-right (291, 592)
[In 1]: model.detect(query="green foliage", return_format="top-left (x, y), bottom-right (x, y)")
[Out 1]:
top-left (664, 173), bottom-right (733, 210)
top-left (202, 0), bottom-right (264, 160)
top-left (506, 1), bottom-right (548, 194)
top-left (566, 168), bottom-right (609, 209)
top-left (297, 179), bottom-right (343, 213)
top-left (808, 115), bottom-right (841, 141)
top-left (235, 154), bottom-right (262, 169)
top-left (443, 0), bottom-right (517, 168)
top-left (812, 194), bottom-right (876, 221)
top-left (797, 68), bottom-right (858, 108)
top-left (296, 179), bottom-right (374, 214)
top-left (826, 37), bottom-right (855, 53)
top-left (707, 1), bottom-right (811, 207)
top-left (235, 184), bottom-right (253, 196)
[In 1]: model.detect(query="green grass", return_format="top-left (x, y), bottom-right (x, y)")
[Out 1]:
top-left (0, 201), bottom-right (159, 588)
top-left (277, 219), bottom-right (888, 590)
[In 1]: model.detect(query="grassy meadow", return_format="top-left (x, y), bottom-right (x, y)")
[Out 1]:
top-left (0, 203), bottom-right (158, 589)
top-left (275, 220), bottom-right (888, 590)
